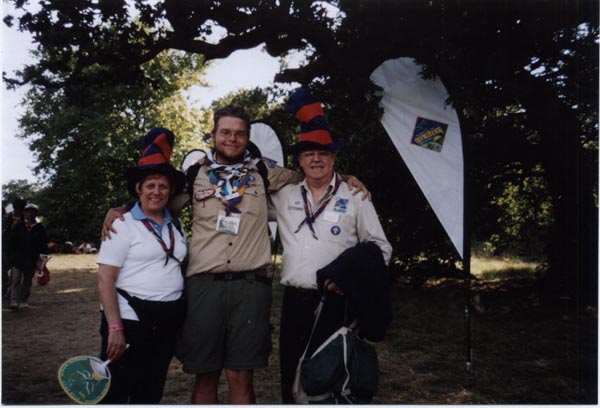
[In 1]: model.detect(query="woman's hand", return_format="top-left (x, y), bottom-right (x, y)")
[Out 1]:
top-left (101, 207), bottom-right (126, 240)
top-left (106, 330), bottom-right (127, 361)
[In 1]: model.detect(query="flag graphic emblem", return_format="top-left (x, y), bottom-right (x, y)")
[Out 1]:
top-left (411, 117), bottom-right (448, 152)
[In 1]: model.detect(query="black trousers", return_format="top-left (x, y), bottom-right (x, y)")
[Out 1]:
top-left (279, 286), bottom-right (345, 404)
top-left (99, 312), bottom-right (178, 404)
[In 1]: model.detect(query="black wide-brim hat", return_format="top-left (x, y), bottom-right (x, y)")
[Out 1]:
top-left (124, 127), bottom-right (186, 197)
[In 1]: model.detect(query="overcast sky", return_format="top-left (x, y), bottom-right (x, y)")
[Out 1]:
top-left (0, 5), bottom-right (289, 185)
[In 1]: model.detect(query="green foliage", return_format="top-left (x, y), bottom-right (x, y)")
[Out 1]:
top-left (1, 179), bottom-right (41, 205)
top-left (4, 0), bottom-right (598, 298)
top-left (15, 48), bottom-right (207, 243)
top-left (483, 166), bottom-right (553, 259)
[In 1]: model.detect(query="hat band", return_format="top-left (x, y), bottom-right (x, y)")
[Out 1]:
top-left (296, 102), bottom-right (325, 123)
top-left (298, 129), bottom-right (333, 146)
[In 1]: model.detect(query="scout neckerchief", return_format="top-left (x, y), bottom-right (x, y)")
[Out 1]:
top-left (295, 173), bottom-right (342, 240)
top-left (140, 219), bottom-right (180, 266)
top-left (205, 149), bottom-right (260, 215)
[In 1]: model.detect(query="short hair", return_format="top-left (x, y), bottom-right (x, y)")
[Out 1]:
top-left (212, 105), bottom-right (251, 135)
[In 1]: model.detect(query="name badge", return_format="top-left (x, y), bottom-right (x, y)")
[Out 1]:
top-left (323, 211), bottom-right (340, 223)
top-left (216, 211), bottom-right (241, 235)
top-left (333, 198), bottom-right (348, 213)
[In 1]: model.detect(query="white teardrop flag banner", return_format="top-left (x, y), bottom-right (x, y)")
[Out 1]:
top-left (370, 57), bottom-right (464, 258)
top-left (250, 121), bottom-right (285, 166)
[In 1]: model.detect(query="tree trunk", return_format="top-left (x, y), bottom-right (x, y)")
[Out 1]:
top-left (516, 73), bottom-right (598, 309)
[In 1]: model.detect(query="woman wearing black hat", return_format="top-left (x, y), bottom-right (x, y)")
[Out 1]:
top-left (96, 128), bottom-right (187, 404)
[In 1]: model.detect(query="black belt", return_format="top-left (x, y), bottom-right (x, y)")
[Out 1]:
top-left (211, 269), bottom-right (271, 285)
top-left (285, 285), bottom-right (320, 295)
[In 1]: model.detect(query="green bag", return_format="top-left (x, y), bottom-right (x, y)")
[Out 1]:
top-left (293, 300), bottom-right (379, 404)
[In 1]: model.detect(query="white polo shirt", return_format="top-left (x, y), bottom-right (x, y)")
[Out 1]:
top-left (97, 204), bottom-right (187, 321)
top-left (271, 173), bottom-right (393, 290)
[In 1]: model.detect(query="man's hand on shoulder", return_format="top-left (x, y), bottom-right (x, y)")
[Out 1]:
top-left (341, 175), bottom-right (372, 201)
top-left (101, 207), bottom-right (126, 241)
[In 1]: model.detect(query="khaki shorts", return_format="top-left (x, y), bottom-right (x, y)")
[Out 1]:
top-left (176, 271), bottom-right (273, 374)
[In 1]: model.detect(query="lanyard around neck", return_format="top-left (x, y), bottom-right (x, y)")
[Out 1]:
top-left (295, 174), bottom-right (341, 240)
top-left (140, 219), bottom-right (180, 266)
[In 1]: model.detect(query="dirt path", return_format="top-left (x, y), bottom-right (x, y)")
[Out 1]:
top-left (2, 254), bottom-right (596, 404)
top-left (1, 255), bottom-right (280, 404)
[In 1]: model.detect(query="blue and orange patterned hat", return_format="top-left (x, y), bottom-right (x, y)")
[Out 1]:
top-left (125, 127), bottom-right (185, 197)
top-left (286, 87), bottom-right (346, 155)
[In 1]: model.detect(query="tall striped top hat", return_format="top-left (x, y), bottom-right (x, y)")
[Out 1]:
top-left (286, 87), bottom-right (346, 155)
top-left (125, 127), bottom-right (185, 197)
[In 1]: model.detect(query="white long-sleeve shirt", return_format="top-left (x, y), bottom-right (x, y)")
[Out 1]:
top-left (271, 173), bottom-right (392, 289)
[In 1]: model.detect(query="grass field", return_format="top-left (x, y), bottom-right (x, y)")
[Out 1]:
top-left (2, 254), bottom-right (597, 404)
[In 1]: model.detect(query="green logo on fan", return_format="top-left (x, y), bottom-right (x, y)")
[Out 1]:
top-left (58, 355), bottom-right (111, 404)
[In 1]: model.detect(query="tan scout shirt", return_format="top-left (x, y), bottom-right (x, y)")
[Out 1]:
top-left (171, 159), bottom-right (302, 276)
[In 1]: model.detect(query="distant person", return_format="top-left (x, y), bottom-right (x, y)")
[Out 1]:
top-left (2, 198), bottom-right (26, 298)
top-left (63, 241), bottom-right (74, 254)
top-left (76, 241), bottom-right (92, 254)
top-left (47, 241), bottom-right (59, 254)
top-left (96, 128), bottom-right (187, 404)
top-left (6, 202), bottom-right (48, 310)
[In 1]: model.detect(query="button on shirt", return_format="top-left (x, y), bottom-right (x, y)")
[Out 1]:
top-left (271, 173), bottom-right (393, 290)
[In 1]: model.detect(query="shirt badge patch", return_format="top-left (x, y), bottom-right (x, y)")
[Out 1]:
top-left (411, 117), bottom-right (448, 152)
top-left (195, 188), bottom-right (215, 201)
top-left (330, 225), bottom-right (341, 236)
top-left (265, 158), bottom-right (278, 168)
top-left (333, 198), bottom-right (348, 213)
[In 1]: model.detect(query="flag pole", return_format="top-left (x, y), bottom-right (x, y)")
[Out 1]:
top-left (458, 108), bottom-right (473, 378)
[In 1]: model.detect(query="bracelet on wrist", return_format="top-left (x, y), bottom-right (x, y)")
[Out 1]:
top-left (108, 322), bottom-right (124, 333)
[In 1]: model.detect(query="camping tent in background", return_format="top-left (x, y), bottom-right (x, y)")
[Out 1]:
top-left (369, 57), bottom-right (472, 373)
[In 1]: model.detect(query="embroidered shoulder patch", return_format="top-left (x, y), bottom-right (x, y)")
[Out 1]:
top-left (265, 158), bottom-right (278, 168)
top-left (195, 189), bottom-right (215, 201)
top-left (411, 117), bottom-right (448, 152)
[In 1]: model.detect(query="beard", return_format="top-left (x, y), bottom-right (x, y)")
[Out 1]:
top-left (214, 146), bottom-right (247, 164)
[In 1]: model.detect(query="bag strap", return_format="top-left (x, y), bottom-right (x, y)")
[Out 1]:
top-left (116, 288), bottom-right (133, 302)
top-left (299, 295), bottom-right (326, 362)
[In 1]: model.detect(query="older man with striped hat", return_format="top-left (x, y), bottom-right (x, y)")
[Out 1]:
top-left (271, 87), bottom-right (393, 403)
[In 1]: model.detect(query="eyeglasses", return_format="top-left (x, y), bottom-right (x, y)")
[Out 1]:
top-left (218, 129), bottom-right (248, 138)
top-left (299, 151), bottom-right (334, 160)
